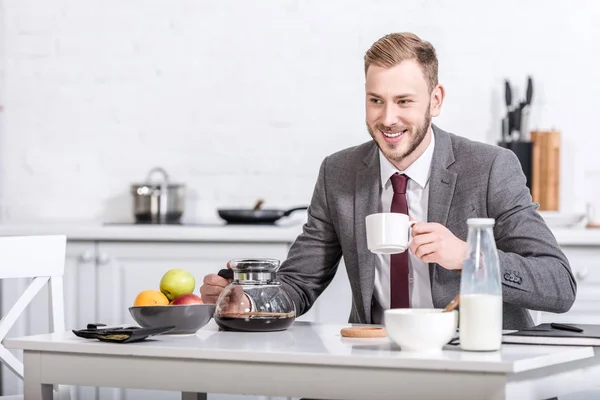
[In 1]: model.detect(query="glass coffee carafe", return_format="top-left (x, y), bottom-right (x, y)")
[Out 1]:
top-left (213, 258), bottom-right (296, 332)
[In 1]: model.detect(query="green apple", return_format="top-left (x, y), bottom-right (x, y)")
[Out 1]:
top-left (160, 268), bottom-right (196, 301)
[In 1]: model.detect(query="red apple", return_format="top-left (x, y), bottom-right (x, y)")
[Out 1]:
top-left (170, 293), bottom-right (204, 305)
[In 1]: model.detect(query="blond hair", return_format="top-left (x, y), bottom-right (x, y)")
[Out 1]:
top-left (364, 32), bottom-right (438, 92)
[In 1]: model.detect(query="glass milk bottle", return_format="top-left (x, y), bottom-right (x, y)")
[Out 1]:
top-left (459, 218), bottom-right (503, 351)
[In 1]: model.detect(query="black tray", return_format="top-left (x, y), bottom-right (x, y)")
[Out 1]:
top-left (73, 323), bottom-right (175, 343)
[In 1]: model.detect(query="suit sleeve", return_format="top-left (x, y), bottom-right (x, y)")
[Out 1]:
top-left (488, 149), bottom-right (576, 313)
top-left (276, 156), bottom-right (343, 317)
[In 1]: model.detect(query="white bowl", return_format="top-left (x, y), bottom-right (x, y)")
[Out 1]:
top-left (384, 308), bottom-right (458, 352)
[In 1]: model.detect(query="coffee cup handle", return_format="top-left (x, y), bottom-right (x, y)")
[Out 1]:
top-left (408, 220), bottom-right (417, 241)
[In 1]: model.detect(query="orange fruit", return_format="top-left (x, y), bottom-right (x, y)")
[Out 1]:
top-left (133, 290), bottom-right (169, 306)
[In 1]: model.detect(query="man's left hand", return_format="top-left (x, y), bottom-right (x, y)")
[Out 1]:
top-left (409, 222), bottom-right (467, 271)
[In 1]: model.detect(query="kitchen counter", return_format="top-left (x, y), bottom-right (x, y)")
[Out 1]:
top-left (0, 221), bottom-right (305, 243)
top-left (0, 222), bottom-right (599, 246)
top-left (549, 227), bottom-right (600, 246)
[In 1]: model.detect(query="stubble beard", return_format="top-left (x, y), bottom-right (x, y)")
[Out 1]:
top-left (367, 105), bottom-right (431, 163)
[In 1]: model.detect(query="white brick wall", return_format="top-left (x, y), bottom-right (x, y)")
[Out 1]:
top-left (0, 0), bottom-right (598, 223)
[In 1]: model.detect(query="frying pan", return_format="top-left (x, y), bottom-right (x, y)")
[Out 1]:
top-left (218, 206), bottom-right (308, 224)
top-left (217, 200), bottom-right (308, 225)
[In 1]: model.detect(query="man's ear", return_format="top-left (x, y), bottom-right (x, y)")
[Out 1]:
top-left (430, 84), bottom-right (445, 117)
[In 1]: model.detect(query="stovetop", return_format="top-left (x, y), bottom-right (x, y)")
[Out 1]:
top-left (103, 222), bottom-right (226, 227)
top-left (102, 221), bottom-right (279, 227)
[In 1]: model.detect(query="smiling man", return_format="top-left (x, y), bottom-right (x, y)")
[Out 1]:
top-left (201, 32), bottom-right (576, 330)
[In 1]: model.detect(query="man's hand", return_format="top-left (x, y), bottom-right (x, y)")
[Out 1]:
top-left (199, 273), bottom-right (230, 304)
top-left (199, 266), bottom-right (251, 313)
top-left (218, 285), bottom-right (251, 314)
top-left (409, 222), bottom-right (467, 271)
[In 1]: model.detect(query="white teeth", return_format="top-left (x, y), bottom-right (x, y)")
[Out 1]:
top-left (382, 130), bottom-right (406, 138)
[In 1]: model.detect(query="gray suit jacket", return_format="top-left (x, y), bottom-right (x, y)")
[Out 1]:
top-left (277, 125), bottom-right (576, 329)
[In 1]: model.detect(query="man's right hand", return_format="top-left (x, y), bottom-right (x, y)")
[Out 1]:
top-left (199, 273), bottom-right (229, 304)
top-left (199, 270), bottom-right (251, 313)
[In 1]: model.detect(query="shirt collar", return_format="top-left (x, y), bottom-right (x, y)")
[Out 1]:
top-left (378, 131), bottom-right (435, 189)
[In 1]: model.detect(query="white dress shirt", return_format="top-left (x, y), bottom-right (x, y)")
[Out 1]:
top-left (372, 133), bottom-right (435, 323)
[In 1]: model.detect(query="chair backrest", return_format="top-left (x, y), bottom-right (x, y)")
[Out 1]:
top-left (0, 235), bottom-right (67, 380)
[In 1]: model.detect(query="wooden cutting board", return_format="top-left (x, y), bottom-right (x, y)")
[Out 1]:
top-left (531, 130), bottom-right (560, 210)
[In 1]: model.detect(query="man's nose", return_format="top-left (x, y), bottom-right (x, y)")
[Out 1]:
top-left (382, 104), bottom-right (399, 127)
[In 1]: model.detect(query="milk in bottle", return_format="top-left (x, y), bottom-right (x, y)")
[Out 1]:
top-left (459, 218), bottom-right (503, 351)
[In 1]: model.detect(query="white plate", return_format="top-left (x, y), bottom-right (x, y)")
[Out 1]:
top-left (538, 211), bottom-right (586, 227)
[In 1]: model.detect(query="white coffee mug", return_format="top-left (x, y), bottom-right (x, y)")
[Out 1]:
top-left (365, 213), bottom-right (416, 254)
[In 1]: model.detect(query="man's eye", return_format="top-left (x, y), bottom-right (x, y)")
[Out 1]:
top-left (370, 98), bottom-right (382, 104)
top-left (398, 99), bottom-right (411, 105)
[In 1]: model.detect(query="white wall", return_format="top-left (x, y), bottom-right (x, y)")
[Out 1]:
top-left (0, 0), bottom-right (598, 223)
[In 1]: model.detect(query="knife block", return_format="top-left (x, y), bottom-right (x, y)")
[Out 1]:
top-left (497, 141), bottom-right (533, 191)
top-left (530, 130), bottom-right (561, 211)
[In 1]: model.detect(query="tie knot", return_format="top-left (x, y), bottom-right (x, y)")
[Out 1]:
top-left (390, 173), bottom-right (409, 194)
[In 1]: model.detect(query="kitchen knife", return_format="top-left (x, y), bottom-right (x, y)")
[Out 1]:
top-left (519, 76), bottom-right (533, 141)
top-left (526, 76), bottom-right (533, 106)
top-left (504, 79), bottom-right (512, 110)
top-left (506, 79), bottom-right (522, 141)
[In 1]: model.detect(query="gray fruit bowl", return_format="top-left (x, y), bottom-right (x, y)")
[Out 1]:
top-left (128, 304), bottom-right (215, 334)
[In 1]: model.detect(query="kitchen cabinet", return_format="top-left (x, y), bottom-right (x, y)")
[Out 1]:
top-left (68, 238), bottom-right (600, 329)
top-left (73, 238), bottom-right (600, 332)
top-left (539, 246), bottom-right (600, 325)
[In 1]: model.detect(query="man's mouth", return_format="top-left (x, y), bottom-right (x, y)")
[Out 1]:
top-left (381, 128), bottom-right (408, 138)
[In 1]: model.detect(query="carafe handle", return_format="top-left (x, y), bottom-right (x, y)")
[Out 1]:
top-left (218, 269), bottom-right (234, 280)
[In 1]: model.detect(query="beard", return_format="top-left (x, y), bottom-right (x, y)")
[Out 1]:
top-left (367, 104), bottom-right (431, 163)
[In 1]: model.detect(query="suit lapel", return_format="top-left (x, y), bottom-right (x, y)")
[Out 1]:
top-left (355, 144), bottom-right (381, 323)
top-left (428, 126), bottom-right (457, 226)
top-left (427, 125), bottom-right (458, 297)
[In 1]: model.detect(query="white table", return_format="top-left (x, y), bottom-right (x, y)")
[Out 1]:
top-left (5, 320), bottom-right (600, 400)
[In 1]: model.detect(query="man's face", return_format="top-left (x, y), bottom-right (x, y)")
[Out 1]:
top-left (365, 60), bottom-right (442, 169)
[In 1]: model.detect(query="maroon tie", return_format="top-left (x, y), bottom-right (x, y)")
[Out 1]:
top-left (390, 173), bottom-right (410, 308)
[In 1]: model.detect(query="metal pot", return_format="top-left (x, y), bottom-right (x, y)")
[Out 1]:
top-left (130, 167), bottom-right (186, 224)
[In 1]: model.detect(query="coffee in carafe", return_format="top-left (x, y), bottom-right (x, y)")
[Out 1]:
top-left (213, 258), bottom-right (296, 332)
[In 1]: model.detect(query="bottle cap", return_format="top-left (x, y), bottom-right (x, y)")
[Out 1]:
top-left (467, 218), bottom-right (495, 227)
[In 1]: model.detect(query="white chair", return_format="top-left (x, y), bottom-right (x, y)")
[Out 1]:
top-left (0, 235), bottom-right (71, 400)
